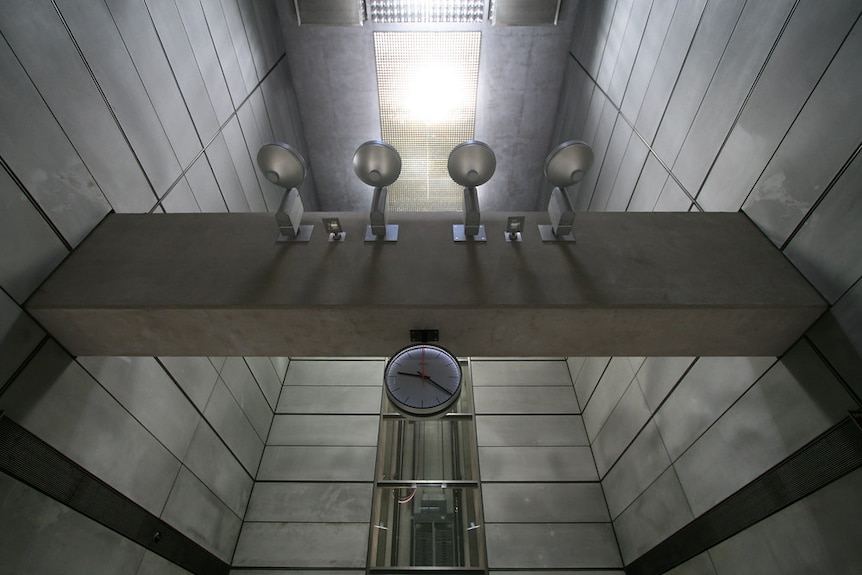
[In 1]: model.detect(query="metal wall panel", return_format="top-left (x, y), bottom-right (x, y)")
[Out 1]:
top-left (250, 1), bottom-right (283, 75)
top-left (707, 467), bottom-right (862, 574)
top-left (627, 152), bottom-right (667, 211)
top-left (203, 379), bottom-right (264, 475)
top-left (634, 356), bottom-right (694, 412)
top-left (807, 279), bottom-right (862, 401)
top-left (205, 132), bottom-right (250, 212)
top-left (474, 387), bottom-right (580, 415)
top-left (0, 341), bottom-right (181, 516)
top-left (200, 0), bottom-right (246, 107)
top-left (0, 474), bottom-right (147, 574)
top-left (651, 0), bottom-right (746, 164)
top-left (596, 0), bottom-right (634, 91)
top-left (674, 341), bottom-right (855, 517)
top-left (471, 360), bottom-right (571, 386)
top-left (602, 419), bottom-right (671, 519)
top-left (570, 0), bottom-right (617, 79)
top-left (244, 356), bottom-right (282, 409)
top-left (574, 357), bottom-right (611, 406)
top-left (78, 356), bottom-right (200, 460)
top-left (220, 357), bottom-right (273, 440)
top-left (247, 89), bottom-right (276, 149)
top-left (276, 386), bottom-right (382, 414)
top-left (161, 466), bottom-right (242, 563)
top-left (482, 483), bottom-right (610, 523)
top-left (0, 291), bottom-right (44, 389)
top-left (56, 0), bottom-right (183, 196)
top-left (654, 356), bottom-right (776, 461)
top-left (485, 523), bottom-right (622, 569)
top-left (233, 522), bottom-right (368, 568)
top-left (0, 0), bottom-right (155, 213)
top-left (237, 99), bottom-right (282, 211)
top-left (620, 0), bottom-right (677, 119)
top-left (633, 0), bottom-right (706, 143)
top-left (284, 359), bottom-right (384, 386)
top-left (579, 104), bottom-right (618, 212)
top-left (478, 446), bottom-right (598, 481)
top-left (605, 132), bottom-right (649, 211)
top-left (0, 167), bottom-right (69, 302)
top-left (590, 116), bottom-right (632, 211)
top-left (476, 415), bottom-right (588, 447)
top-left (136, 550), bottom-right (196, 575)
top-left (784, 150), bottom-right (862, 303)
top-left (697, 0), bottom-right (862, 213)
top-left (268, 415), bottom-right (379, 446)
top-left (183, 420), bottom-right (253, 517)
top-left (161, 178), bottom-right (202, 213)
top-left (743, 21), bottom-right (862, 246)
top-left (244, 482), bottom-right (372, 522)
top-left (257, 446), bottom-right (377, 481)
top-left (613, 466), bottom-right (693, 564)
top-left (221, 117), bottom-right (267, 212)
top-left (185, 140), bottom-right (228, 212)
top-left (606, 0), bottom-right (652, 106)
top-left (592, 377), bottom-right (651, 477)
top-left (0, 38), bottom-right (109, 246)
top-left (147, 0), bottom-right (221, 144)
top-left (671, 0), bottom-right (795, 195)
top-left (653, 175), bottom-right (692, 211)
top-left (583, 357), bottom-right (636, 440)
top-left (158, 356), bottom-right (220, 412)
top-left (220, 0), bottom-right (258, 94)
top-left (664, 552), bottom-right (717, 575)
top-left (237, 0), bottom-right (268, 80)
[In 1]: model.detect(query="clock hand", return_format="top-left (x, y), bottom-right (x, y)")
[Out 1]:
top-left (415, 371), bottom-right (454, 395)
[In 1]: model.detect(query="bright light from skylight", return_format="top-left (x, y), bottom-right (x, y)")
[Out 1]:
top-left (368, 0), bottom-right (486, 23)
top-left (375, 32), bottom-right (481, 211)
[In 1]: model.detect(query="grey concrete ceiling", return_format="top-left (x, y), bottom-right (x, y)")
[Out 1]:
top-left (274, 1), bottom-right (579, 212)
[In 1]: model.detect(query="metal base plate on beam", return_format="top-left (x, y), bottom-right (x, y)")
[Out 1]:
top-left (538, 224), bottom-right (575, 243)
top-left (504, 231), bottom-right (523, 242)
top-left (453, 224), bottom-right (486, 242)
top-left (327, 232), bottom-right (346, 243)
top-left (365, 224), bottom-right (399, 242)
top-left (276, 224), bottom-right (313, 243)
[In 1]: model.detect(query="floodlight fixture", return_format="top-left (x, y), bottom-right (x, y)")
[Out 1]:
top-left (354, 140), bottom-right (402, 242)
top-left (539, 141), bottom-right (594, 242)
top-left (257, 143), bottom-right (313, 242)
top-left (322, 217), bottom-right (345, 242)
top-left (448, 141), bottom-right (495, 242)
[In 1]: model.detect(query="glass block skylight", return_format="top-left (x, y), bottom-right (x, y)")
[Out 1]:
top-left (374, 32), bottom-right (481, 211)
top-left (368, 0), bottom-right (486, 23)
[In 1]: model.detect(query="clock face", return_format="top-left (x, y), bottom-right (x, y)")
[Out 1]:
top-left (384, 344), bottom-right (463, 417)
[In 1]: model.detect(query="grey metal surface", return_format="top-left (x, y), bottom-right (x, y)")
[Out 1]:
top-left (183, 419), bottom-right (253, 518)
top-left (77, 356), bottom-right (200, 460)
top-left (244, 356), bottom-right (283, 409)
top-left (613, 466), bottom-right (693, 564)
top-left (635, 356), bottom-right (694, 413)
top-left (233, 522), bottom-right (368, 568)
top-left (472, 359), bottom-right (572, 386)
top-left (664, 553), bottom-right (717, 575)
top-left (284, 359), bottom-right (384, 385)
top-left (784, 149), bottom-right (862, 304)
top-left (220, 357), bottom-right (274, 441)
top-left (161, 466), bottom-right (242, 563)
top-left (674, 341), bottom-right (856, 517)
top-left (0, 37), bottom-right (110, 247)
top-left (203, 379), bottom-right (265, 475)
top-left (573, 357), bottom-right (611, 407)
top-left (592, 376), bottom-right (651, 477)
top-left (0, 290), bottom-right (44, 389)
top-left (206, 133), bottom-right (249, 212)
top-left (474, 386), bottom-right (581, 414)
top-left (605, 132), bottom-right (649, 212)
top-left (482, 482), bottom-right (610, 523)
top-left (671, 0), bottom-right (795, 196)
top-left (478, 446), bottom-right (598, 481)
top-left (605, 0), bottom-right (651, 106)
top-left (628, 153), bottom-right (669, 211)
top-left (220, 0), bottom-right (258, 95)
top-left (136, 550), bottom-right (196, 575)
top-left (807, 279), bottom-right (862, 401)
top-left (295, 0), bottom-right (364, 26)
top-left (0, 474), bottom-right (147, 574)
top-left (0, 0), bottom-right (156, 213)
top-left (0, 341), bottom-right (181, 516)
top-left (590, 116), bottom-right (631, 211)
top-left (244, 482), bottom-right (373, 522)
top-left (602, 418), bottom-right (672, 519)
top-left (583, 357), bottom-right (637, 441)
top-left (485, 523), bottom-right (622, 569)
top-left (476, 415), bottom-right (588, 447)
top-left (267, 414), bottom-right (379, 446)
top-left (595, 0), bottom-right (633, 91)
top-left (257, 446), bottom-right (377, 481)
top-left (158, 356), bottom-right (220, 411)
top-left (186, 153), bottom-right (228, 212)
top-left (276, 385), bottom-right (382, 414)
top-left (654, 356), bottom-right (776, 461)
top-left (492, 0), bottom-right (561, 27)
top-left (697, 0), bottom-right (862, 213)
top-left (200, 0), bottom-right (246, 107)
top-left (221, 117), bottom-right (266, 212)
top-left (744, 21), bottom-right (862, 246)
top-left (707, 467), bottom-right (862, 575)
top-left (653, 176), bottom-right (691, 212)
top-left (161, 178), bottom-right (201, 213)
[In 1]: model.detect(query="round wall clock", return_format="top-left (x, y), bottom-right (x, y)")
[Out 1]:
top-left (384, 344), bottom-right (463, 418)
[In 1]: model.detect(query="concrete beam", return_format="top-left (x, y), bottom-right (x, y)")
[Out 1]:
top-left (27, 212), bottom-right (825, 357)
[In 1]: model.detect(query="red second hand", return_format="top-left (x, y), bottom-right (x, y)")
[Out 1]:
top-left (421, 347), bottom-right (425, 379)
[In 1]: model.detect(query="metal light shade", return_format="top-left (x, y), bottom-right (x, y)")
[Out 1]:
top-left (257, 143), bottom-right (307, 189)
top-left (448, 141), bottom-right (496, 187)
top-left (544, 141), bottom-right (594, 188)
top-left (353, 140), bottom-right (402, 187)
